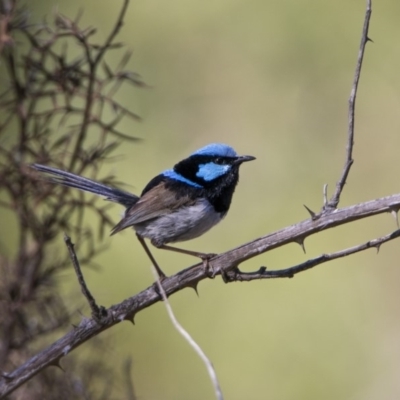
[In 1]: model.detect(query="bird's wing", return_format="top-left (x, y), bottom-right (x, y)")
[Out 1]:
top-left (110, 181), bottom-right (196, 234)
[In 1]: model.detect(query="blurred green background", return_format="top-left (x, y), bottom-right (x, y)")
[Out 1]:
top-left (3, 0), bottom-right (400, 398)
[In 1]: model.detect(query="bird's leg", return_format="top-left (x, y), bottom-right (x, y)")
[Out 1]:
top-left (136, 234), bottom-right (166, 280)
top-left (157, 244), bottom-right (217, 277)
top-left (157, 244), bottom-right (216, 259)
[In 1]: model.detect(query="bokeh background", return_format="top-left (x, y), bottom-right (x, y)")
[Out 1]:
top-left (2, 0), bottom-right (400, 399)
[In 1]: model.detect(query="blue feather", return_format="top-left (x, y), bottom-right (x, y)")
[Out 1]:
top-left (191, 143), bottom-right (237, 158)
top-left (196, 162), bottom-right (231, 181)
top-left (162, 169), bottom-right (203, 188)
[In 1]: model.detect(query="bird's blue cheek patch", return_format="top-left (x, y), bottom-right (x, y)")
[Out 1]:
top-left (196, 163), bottom-right (231, 181)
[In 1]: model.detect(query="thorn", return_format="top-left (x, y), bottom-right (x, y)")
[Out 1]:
top-left (295, 238), bottom-right (306, 254)
top-left (124, 314), bottom-right (135, 325)
top-left (258, 266), bottom-right (267, 274)
top-left (49, 359), bottom-right (64, 371)
top-left (303, 204), bottom-right (316, 220)
top-left (186, 281), bottom-right (199, 296)
top-left (376, 244), bottom-right (381, 254)
top-left (391, 209), bottom-right (399, 228)
top-left (366, 36), bottom-right (374, 43)
top-left (323, 184), bottom-right (328, 206)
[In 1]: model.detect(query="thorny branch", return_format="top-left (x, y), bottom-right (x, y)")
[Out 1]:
top-left (2, 190), bottom-right (400, 397)
top-left (223, 229), bottom-right (400, 282)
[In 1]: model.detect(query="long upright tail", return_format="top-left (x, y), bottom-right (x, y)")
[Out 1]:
top-left (31, 164), bottom-right (139, 207)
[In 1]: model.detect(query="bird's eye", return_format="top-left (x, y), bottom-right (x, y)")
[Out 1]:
top-left (214, 157), bottom-right (222, 164)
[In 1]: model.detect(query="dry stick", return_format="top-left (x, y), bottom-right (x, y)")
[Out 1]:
top-left (152, 268), bottom-right (224, 400)
top-left (2, 193), bottom-right (400, 398)
top-left (324, 0), bottom-right (372, 210)
top-left (64, 234), bottom-right (107, 323)
top-left (223, 229), bottom-right (400, 282)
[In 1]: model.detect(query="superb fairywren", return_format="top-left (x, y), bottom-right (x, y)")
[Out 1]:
top-left (32, 143), bottom-right (255, 278)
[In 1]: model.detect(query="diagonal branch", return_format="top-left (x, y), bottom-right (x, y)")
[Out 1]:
top-left (1, 191), bottom-right (400, 398)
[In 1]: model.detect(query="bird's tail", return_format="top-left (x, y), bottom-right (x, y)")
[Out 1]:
top-left (31, 164), bottom-right (139, 207)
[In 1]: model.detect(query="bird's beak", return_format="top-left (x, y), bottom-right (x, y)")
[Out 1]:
top-left (234, 155), bottom-right (256, 165)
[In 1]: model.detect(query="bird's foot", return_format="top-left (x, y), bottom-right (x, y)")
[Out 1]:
top-left (199, 253), bottom-right (217, 278)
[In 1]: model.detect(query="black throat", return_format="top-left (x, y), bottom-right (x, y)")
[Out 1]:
top-left (173, 155), bottom-right (241, 214)
top-left (202, 170), bottom-right (239, 213)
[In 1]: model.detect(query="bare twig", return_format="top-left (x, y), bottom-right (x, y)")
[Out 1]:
top-left (222, 229), bottom-right (400, 282)
top-left (152, 269), bottom-right (224, 400)
top-left (324, 0), bottom-right (372, 210)
top-left (64, 234), bottom-right (107, 323)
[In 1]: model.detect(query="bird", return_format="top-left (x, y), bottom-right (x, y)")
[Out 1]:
top-left (32, 143), bottom-right (255, 278)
